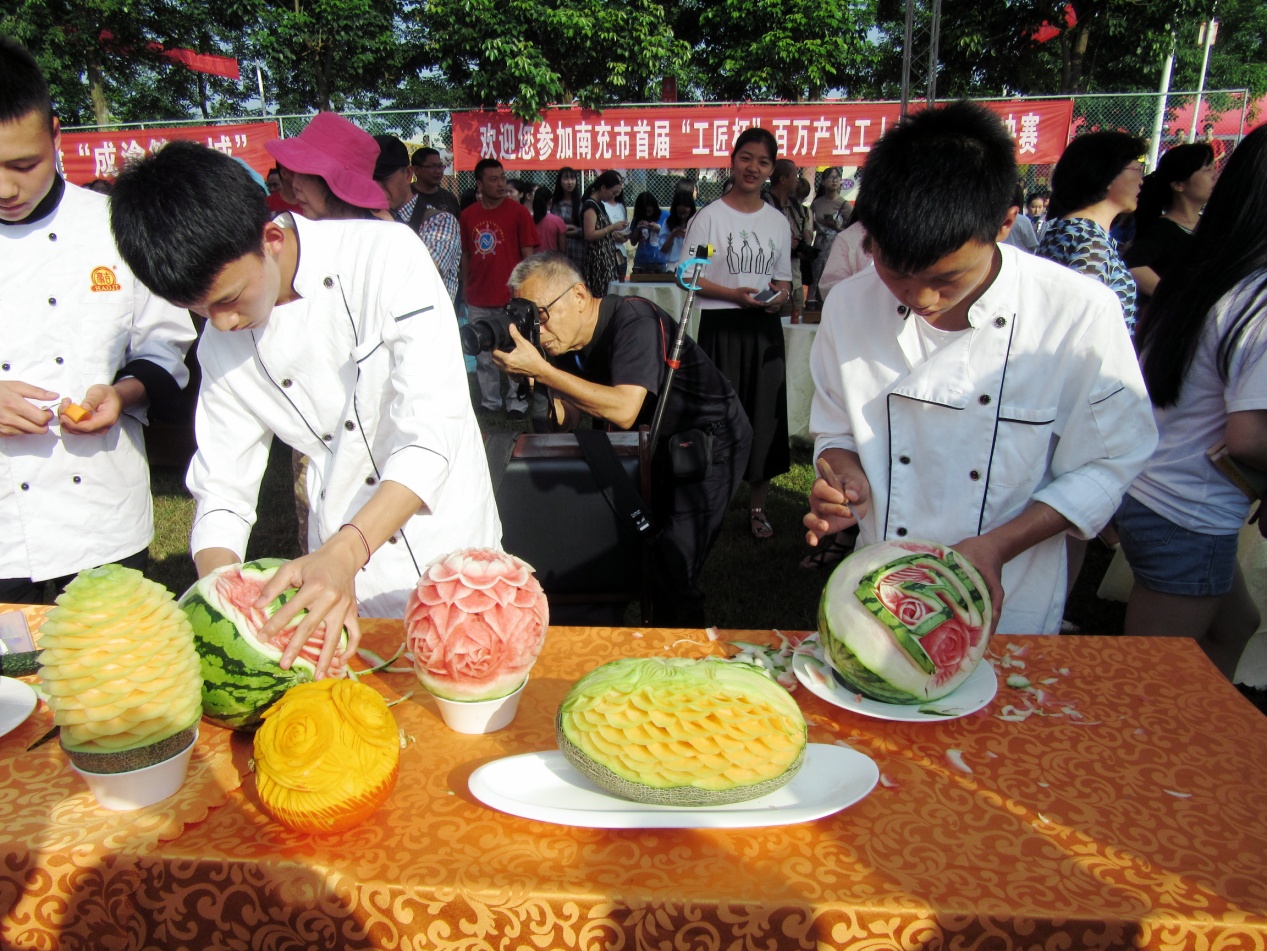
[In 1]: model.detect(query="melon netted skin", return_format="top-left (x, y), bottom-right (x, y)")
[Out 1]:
top-left (38, 564), bottom-right (203, 765)
top-left (819, 539), bottom-right (993, 704)
top-left (556, 657), bottom-right (806, 807)
top-left (178, 559), bottom-right (349, 731)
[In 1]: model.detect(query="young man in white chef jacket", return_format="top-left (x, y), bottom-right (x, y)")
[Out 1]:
top-left (804, 102), bottom-right (1158, 634)
top-left (0, 38), bottom-right (195, 603)
top-left (109, 141), bottom-right (501, 677)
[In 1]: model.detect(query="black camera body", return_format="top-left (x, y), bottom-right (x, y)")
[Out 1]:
top-left (460, 298), bottom-right (540, 355)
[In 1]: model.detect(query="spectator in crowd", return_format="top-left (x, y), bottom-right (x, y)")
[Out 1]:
top-left (491, 253), bottom-right (752, 625)
top-left (601, 178), bottom-right (627, 241)
top-left (265, 165), bottom-right (303, 215)
top-left (460, 158), bottom-right (540, 419)
top-left (531, 187), bottom-right (567, 254)
top-left (83, 177), bottom-right (112, 194)
top-left (519, 181), bottom-right (538, 206)
top-left (550, 166), bottom-right (587, 274)
top-left (265, 112), bottom-right (391, 222)
top-left (1002, 181), bottom-right (1040, 252)
top-left (0, 38), bottom-right (195, 604)
top-left (804, 102), bottom-right (1157, 633)
top-left (765, 160), bottom-right (810, 319)
top-left (1036, 131), bottom-right (1145, 335)
top-left (410, 147), bottom-right (460, 218)
top-left (1125, 142), bottom-right (1217, 307)
top-left (506, 179), bottom-right (526, 204)
top-left (580, 170), bottom-right (628, 296)
top-left (792, 176), bottom-right (815, 315)
top-left (683, 127), bottom-right (793, 541)
top-left (660, 190), bottom-right (696, 271)
top-left (1027, 187), bottom-right (1051, 241)
top-left (629, 191), bottom-right (667, 274)
top-left (816, 211), bottom-right (872, 304)
top-left (374, 135), bottom-right (460, 302)
top-left (1117, 124), bottom-right (1267, 680)
top-left (810, 166), bottom-right (849, 303)
top-left (110, 141), bottom-right (499, 674)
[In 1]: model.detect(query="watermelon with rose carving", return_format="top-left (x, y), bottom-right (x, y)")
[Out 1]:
top-left (818, 540), bottom-right (992, 703)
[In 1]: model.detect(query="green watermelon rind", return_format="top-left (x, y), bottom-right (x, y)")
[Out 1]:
top-left (178, 559), bottom-right (346, 732)
top-left (818, 590), bottom-right (924, 704)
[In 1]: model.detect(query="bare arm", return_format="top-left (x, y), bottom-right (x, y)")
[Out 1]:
top-left (1226, 409), bottom-right (1267, 472)
top-left (1129, 265), bottom-right (1161, 297)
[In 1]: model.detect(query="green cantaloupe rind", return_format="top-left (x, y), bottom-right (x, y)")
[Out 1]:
top-left (63, 721), bottom-right (200, 774)
top-left (556, 657), bottom-right (807, 807)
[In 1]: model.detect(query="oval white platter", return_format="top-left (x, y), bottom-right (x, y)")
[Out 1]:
top-left (468, 743), bottom-right (879, 829)
top-left (0, 676), bottom-right (38, 740)
top-left (792, 633), bottom-right (998, 722)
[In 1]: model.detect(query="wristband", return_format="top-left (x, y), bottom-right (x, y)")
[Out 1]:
top-left (340, 522), bottom-right (372, 566)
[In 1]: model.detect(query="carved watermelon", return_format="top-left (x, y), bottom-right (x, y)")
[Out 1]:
top-left (819, 539), bottom-right (993, 703)
top-left (178, 559), bottom-right (347, 731)
top-left (557, 657), bottom-right (806, 806)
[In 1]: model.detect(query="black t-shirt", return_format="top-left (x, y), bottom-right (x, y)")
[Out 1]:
top-left (414, 186), bottom-right (461, 219)
top-left (567, 295), bottom-right (737, 435)
top-left (1123, 217), bottom-right (1194, 281)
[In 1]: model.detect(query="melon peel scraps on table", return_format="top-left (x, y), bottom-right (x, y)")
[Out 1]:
top-left (405, 548), bottom-right (549, 702)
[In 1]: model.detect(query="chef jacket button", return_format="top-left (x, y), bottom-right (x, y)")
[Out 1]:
top-left (20, 483), bottom-right (30, 491)
top-left (55, 356), bottom-right (64, 365)
top-left (978, 394), bottom-right (992, 405)
top-left (323, 277), bottom-right (334, 288)
top-left (899, 455), bottom-right (911, 465)
top-left (344, 420), bottom-right (355, 431)
top-left (994, 316), bottom-right (1007, 328)
top-left (897, 305), bottom-right (908, 315)
top-left (73, 475), bottom-right (82, 484)
top-left (48, 297), bottom-right (57, 306)
top-left (365, 475), bottom-right (377, 486)
top-left (969, 470), bottom-right (981, 481)
top-left (319, 490), bottom-right (326, 499)
top-left (322, 433), bottom-right (333, 442)
top-left (281, 378), bottom-right (292, 388)
top-left (895, 526), bottom-right (908, 537)
top-left (388, 535), bottom-right (398, 544)
top-left (48, 233), bottom-right (57, 241)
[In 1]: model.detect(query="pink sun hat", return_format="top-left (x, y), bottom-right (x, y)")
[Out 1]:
top-left (266, 112), bottom-right (389, 210)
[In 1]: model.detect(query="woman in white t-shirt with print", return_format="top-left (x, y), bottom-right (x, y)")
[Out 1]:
top-left (683, 128), bottom-right (793, 540)
top-left (1118, 124), bottom-right (1267, 680)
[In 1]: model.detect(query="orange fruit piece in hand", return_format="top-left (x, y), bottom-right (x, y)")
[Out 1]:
top-left (62, 403), bottom-right (90, 423)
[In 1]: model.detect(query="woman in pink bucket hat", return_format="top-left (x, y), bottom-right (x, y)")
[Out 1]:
top-left (267, 112), bottom-right (390, 220)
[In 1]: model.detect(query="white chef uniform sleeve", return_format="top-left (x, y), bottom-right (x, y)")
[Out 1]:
top-left (118, 283), bottom-right (196, 424)
top-left (372, 229), bottom-right (473, 512)
top-left (809, 297), bottom-right (859, 459)
top-left (1032, 305), bottom-right (1159, 539)
top-left (186, 358), bottom-right (274, 559)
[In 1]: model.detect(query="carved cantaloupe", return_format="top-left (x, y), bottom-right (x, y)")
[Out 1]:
top-left (252, 678), bottom-right (400, 833)
top-left (556, 657), bottom-right (807, 806)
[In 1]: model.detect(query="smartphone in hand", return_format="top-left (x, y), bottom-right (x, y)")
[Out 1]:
top-left (753, 287), bottom-right (781, 304)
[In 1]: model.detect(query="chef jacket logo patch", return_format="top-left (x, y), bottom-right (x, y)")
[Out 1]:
top-left (90, 266), bottom-right (122, 292)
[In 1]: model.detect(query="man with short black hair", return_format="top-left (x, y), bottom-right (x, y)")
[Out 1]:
top-left (411, 147), bottom-right (460, 218)
top-left (804, 101), bottom-right (1157, 633)
top-left (460, 158), bottom-right (539, 418)
top-left (0, 37), bottom-right (194, 603)
top-left (109, 140), bottom-right (499, 675)
top-left (492, 252), bottom-right (751, 624)
top-left (375, 135), bottom-right (459, 301)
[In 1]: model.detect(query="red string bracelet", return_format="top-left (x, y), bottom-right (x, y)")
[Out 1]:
top-left (340, 522), bottom-right (372, 566)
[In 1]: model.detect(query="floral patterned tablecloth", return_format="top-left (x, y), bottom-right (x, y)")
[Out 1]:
top-left (2, 610), bottom-right (1266, 950)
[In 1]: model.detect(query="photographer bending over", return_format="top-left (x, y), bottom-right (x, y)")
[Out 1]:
top-left (492, 253), bottom-right (752, 625)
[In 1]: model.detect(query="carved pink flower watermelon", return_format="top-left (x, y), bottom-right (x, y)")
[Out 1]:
top-left (405, 548), bottom-right (549, 701)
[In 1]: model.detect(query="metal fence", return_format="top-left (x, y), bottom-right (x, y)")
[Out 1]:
top-left (66, 90), bottom-right (1258, 212)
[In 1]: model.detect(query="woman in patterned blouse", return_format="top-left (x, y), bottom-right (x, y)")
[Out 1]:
top-left (1036, 131), bottom-right (1146, 335)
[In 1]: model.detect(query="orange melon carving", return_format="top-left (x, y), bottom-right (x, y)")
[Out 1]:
top-left (62, 402), bottom-right (90, 423)
top-left (252, 678), bottom-right (400, 833)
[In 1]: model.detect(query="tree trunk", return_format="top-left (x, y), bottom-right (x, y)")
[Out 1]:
top-left (86, 50), bottom-right (111, 126)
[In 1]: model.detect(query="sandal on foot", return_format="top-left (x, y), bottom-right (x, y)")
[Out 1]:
top-left (799, 532), bottom-right (855, 570)
top-left (750, 507), bottom-right (774, 540)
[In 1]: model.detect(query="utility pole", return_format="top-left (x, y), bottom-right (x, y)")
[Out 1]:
top-left (1189, 10), bottom-right (1218, 142)
top-left (1148, 33), bottom-right (1176, 167)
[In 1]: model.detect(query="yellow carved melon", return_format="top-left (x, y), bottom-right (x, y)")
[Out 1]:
top-left (39, 564), bottom-right (203, 768)
top-left (556, 657), bottom-right (807, 806)
top-left (253, 678), bottom-right (400, 833)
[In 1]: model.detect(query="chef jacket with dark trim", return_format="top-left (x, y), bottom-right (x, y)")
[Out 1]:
top-left (188, 214), bottom-right (501, 618)
top-left (0, 181), bottom-right (195, 581)
top-left (810, 244), bottom-right (1158, 633)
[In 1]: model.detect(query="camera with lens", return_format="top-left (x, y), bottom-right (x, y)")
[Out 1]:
top-left (460, 298), bottom-right (540, 355)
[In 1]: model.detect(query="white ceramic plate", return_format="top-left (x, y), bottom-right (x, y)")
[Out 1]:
top-left (0, 676), bottom-right (38, 740)
top-left (792, 633), bottom-right (998, 722)
top-left (468, 744), bottom-right (879, 829)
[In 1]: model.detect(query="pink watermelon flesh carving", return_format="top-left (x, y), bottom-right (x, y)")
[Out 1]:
top-left (214, 567), bottom-right (346, 678)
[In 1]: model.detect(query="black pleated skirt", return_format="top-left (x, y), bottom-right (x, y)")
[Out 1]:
top-left (696, 309), bottom-right (790, 485)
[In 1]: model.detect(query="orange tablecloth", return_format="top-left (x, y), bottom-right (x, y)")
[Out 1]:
top-left (2, 611), bottom-right (1266, 950)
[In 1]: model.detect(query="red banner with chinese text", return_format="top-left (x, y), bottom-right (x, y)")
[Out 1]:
top-left (451, 101), bottom-right (1074, 171)
top-left (58, 121), bottom-right (279, 185)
